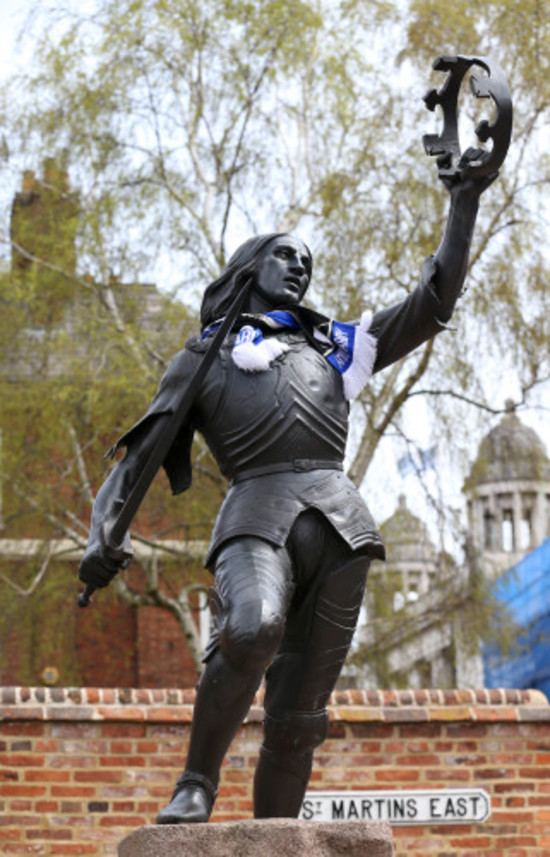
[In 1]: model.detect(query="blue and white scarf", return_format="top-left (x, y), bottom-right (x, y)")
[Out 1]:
top-left (202, 309), bottom-right (377, 401)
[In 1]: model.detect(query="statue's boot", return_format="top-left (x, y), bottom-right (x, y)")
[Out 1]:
top-left (156, 647), bottom-right (267, 824)
top-left (253, 745), bottom-right (312, 818)
top-left (253, 710), bottom-right (328, 818)
top-left (156, 771), bottom-right (217, 824)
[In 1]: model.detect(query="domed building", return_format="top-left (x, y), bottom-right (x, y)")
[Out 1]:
top-left (358, 495), bottom-right (458, 690)
top-left (356, 405), bottom-right (550, 690)
top-left (465, 400), bottom-right (550, 578)
top-left (367, 494), bottom-right (443, 611)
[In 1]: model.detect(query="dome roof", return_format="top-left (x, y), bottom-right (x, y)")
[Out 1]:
top-left (467, 401), bottom-right (550, 488)
top-left (380, 495), bottom-right (438, 564)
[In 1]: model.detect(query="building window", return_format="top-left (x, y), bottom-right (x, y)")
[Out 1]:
top-left (393, 591), bottom-right (406, 611)
top-left (407, 585), bottom-right (419, 604)
top-left (483, 507), bottom-right (496, 550)
top-left (520, 509), bottom-right (532, 550)
top-left (501, 509), bottom-right (515, 551)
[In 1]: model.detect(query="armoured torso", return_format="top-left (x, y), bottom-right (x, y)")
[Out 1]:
top-left (185, 332), bottom-right (384, 565)
top-left (117, 278), bottom-right (447, 567)
top-left (192, 332), bottom-right (349, 481)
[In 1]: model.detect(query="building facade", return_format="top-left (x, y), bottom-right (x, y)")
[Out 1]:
top-left (357, 404), bottom-right (550, 690)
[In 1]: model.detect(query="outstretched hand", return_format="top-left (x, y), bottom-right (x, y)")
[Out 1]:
top-left (438, 147), bottom-right (499, 197)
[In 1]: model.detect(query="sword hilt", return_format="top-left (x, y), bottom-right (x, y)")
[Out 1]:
top-left (77, 584), bottom-right (95, 608)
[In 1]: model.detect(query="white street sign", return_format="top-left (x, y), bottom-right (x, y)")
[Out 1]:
top-left (300, 788), bottom-right (491, 826)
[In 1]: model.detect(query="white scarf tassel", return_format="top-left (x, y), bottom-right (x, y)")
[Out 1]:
top-left (232, 332), bottom-right (289, 372)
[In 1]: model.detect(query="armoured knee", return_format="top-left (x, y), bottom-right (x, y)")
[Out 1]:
top-left (259, 710), bottom-right (328, 785)
top-left (214, 592), bottom-right (286, 673)
top-left (263, 709), bottom-right (329, 755)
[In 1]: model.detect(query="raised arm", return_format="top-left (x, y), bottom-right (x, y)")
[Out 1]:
top-left (370, 158), bottom-right (496, 373)
top-left (431, 158), bottom-right (496, 321)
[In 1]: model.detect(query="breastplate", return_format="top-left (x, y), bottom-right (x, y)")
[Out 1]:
top-left (193, 334), bottom-right (349, 480)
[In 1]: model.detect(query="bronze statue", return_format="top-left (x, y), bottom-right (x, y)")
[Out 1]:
top-left (78, 56), bottom-right (511, 823)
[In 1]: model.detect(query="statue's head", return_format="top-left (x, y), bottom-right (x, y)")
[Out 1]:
top-left (200, 233), bottom-right (312, 328)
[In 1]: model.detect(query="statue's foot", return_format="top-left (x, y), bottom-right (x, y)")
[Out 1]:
top-left (156, 772), bottom-right (217, 824)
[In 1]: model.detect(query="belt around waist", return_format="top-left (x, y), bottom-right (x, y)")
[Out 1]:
top-left (230, 459), bottom-right (343, 485)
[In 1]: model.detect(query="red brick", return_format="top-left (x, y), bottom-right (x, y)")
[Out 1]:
top-left (475, 767), bottom-right (515, 780)
top-left (494, 782), bottom-right (536, 793)
top-left (96, 707), bottom-right (144, 721)
top-left (35, 801), bottom-right (59, 812)
top-left (61, 802), bottom-right (84, 813)
top-left (35, 739), bottom-right (59, 752)
top-left (519, 767), bottom-right (550, 779)
top-left (395, 754), bottom-right (441, 766)
top-left (112, 801), bottom-right (135, 812)
top-left (145, 707), bottom-right (193, 722)
top-left (495, 836), bottom-right (538, 855)
top-left (51, 756), bottom-right (99, 770)
top-left (506, 797), bottom-right (526, 807)
top-left (399, 724), bottom-right (441, 738)
top-left (51, 724), bottom-right (98, 738)
top-left (0, 709), bottom-right (44, 723)
top-left (109, 741), bottom-right (133, 754)
top-left (26, 829), bottom-right (73, 840)
top-left (0, 830), bottom-right (22, 841)
top-left (100, 723), bottom-right (145, 738)
top-left (74, 771), bottom-right (124, 783)
top-left (476, 707), bottom-right (520, 722)
top-left (425, 769), bottom-right (471, 782)
top-left (0, 755), bottom-right (45, 767)
top-left (350, 723), bottom-right (393, 738)
top-left (0, 786), bottom-right (46, 797)
top-left (99, 755), bottom-right (146, 767)
top-left (447, 724), bottom-right (489, 738)
top-left (48, 847), bottom-right (99, 855)
top-left (383, 708), bottom-right (428, 723)
top-left (25, 770), bottom-right (70, 782)
top-left (52, 787), bottom-right (96, 798)
top-left (8, 800), bottom-right (32, 811)
top-left (46, 707), bottom-right (94, 721)
top-left (449, 837), bottom-right (492, 848)
top-left (492, 810), bottom-right (535, 823)
top-left (374, 769), bottom-right (420, 783)
top-left (99, 815), bottom-right (148, 827)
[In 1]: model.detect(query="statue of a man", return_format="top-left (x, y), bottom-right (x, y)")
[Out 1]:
top-left (79, 163), bottom-right (494, 823)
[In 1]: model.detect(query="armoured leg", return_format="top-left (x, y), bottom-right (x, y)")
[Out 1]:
top-left (157, 536), bottom-right (293, 824)
top-left (254, 709), bottom-right (329, 818)
top-left (254, 512), bottom-right (369, 818)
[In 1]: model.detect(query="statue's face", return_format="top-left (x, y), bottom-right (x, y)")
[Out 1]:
top-left (251, 236), bottom-right (311, 310)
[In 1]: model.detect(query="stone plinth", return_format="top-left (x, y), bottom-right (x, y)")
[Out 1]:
top-left (118, 819), bottom-right (394, 856)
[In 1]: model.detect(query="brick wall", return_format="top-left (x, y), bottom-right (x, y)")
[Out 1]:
top-left (1, 591), bottom-right (200, 690)
top-left (1, 687), bottom-right (549, 856)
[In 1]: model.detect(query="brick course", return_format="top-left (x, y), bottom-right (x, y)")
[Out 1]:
top-left (0, 687), bottom-right (549, 856)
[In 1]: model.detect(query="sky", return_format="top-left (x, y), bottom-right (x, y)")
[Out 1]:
top-left (0, 0), bottom-right (31, 80)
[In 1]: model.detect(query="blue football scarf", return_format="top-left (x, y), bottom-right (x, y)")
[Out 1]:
top-left (202, 308), bottom-right (377, 400)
